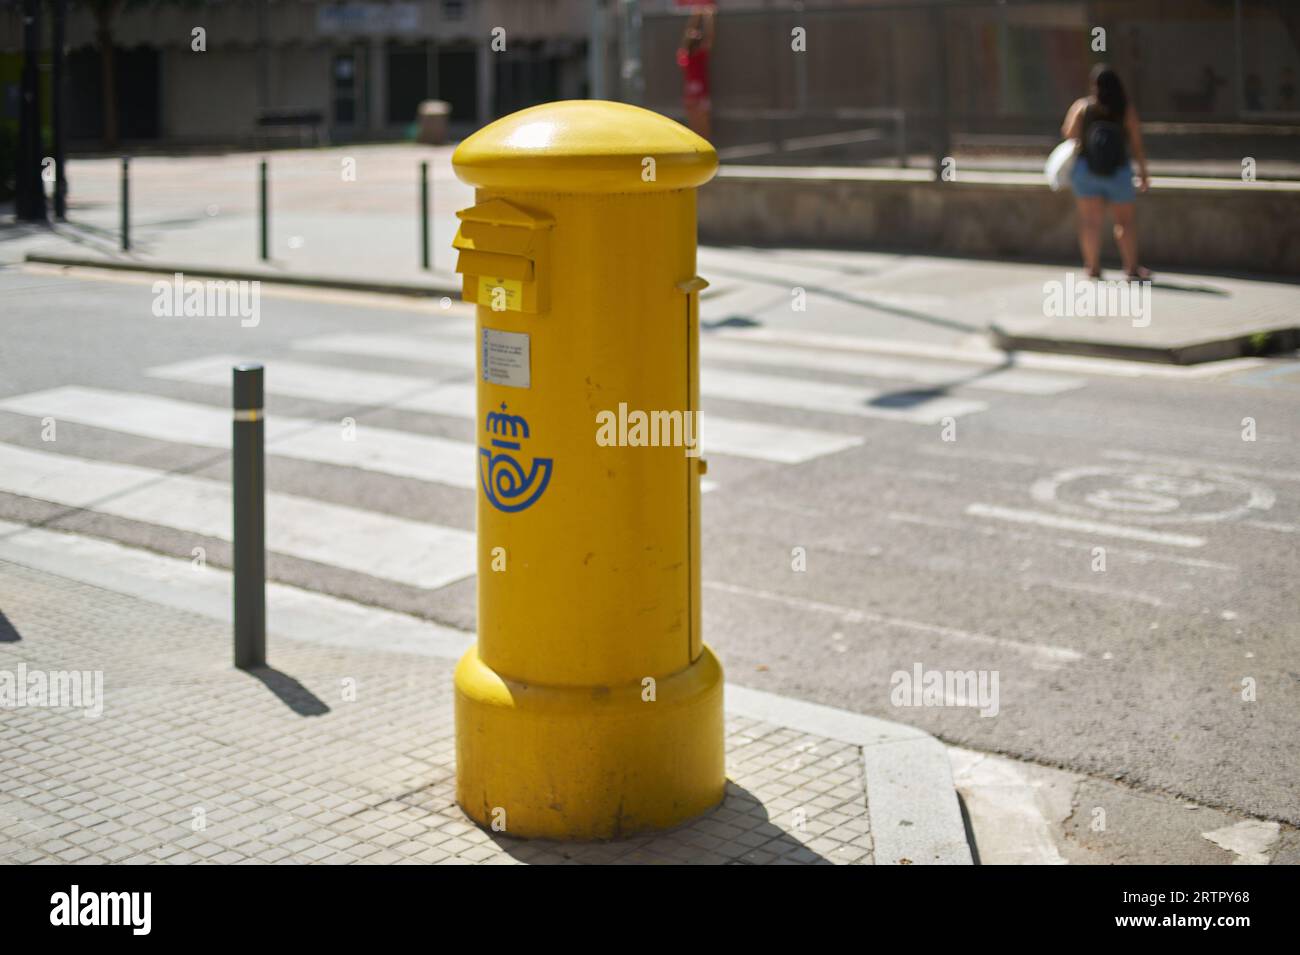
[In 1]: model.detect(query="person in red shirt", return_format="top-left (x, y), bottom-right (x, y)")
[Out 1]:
top-left (676, 9), bottom-right (715, 140)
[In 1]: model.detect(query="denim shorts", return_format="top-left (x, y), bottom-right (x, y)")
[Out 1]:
top-left (1071, 157), bottom-right (1136, 203)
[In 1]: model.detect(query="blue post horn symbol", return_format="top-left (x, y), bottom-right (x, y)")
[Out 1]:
top-left (480, 404), bottom-right (553, 513)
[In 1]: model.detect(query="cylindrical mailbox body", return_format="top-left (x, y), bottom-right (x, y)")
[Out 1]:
top-left (452, 101), bottom-right (723, 840)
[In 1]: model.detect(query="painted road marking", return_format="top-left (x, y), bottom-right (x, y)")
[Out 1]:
top-left (299, 330), bottom-right (1081, 396)
top-left (1103, 448), bottom-right (1300, 484)
top-left (297, 332), bottom-right (986, 425)
top-left (149, 354), bottom-right (866, 464)
top-left (702, 338), bottom-right (1083, 395)
top-left (296, 332), bottom-right (474, 358)
top-left (1244, 519), bottom-right (1298, 534)
top-left (717, 328), bottom-right (1268, 380)
top-left (698, 417), bottom-right (863, 464)
top-left (965, 503), bottom-right (1206, 548)
top-left (1200, 820), bottom-right (1281, 865)
top-left (704, 579), bottom-right (1083, 664)
top-left (1021, 577), bottom-right (1164, 608)
top-left (147, 354), bottom-right (476, 416)
top-left (1032, 465), bottom-right (1275, 525)
top-left (0, 386), bottom-right (478, 490)
top-left (0, 444), bottom-right (476, 589)
top-left (886, 511), bottom-right (1236, 572)
top-left (702, 367), bottom-right (987, 424)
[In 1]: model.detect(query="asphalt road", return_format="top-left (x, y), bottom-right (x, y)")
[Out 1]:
top-left (1, 263), bottom-right (1296, 826)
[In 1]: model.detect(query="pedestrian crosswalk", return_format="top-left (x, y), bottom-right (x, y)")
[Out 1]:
top-left (287, 331), bottom-right (993, 423)
top-left (145, 353), bottom-right (872, 463)
top-left (296, 330), bottom-right (1084, 397)
top-left (0, 386), bottom-right (478, 489)
top-left (0, 323), bottom-right (1086, 596)
top-left (0, 443), bottom-right (475, 589)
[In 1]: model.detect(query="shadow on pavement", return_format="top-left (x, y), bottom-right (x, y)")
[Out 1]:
top-left (483, 780), bottom-right (834, 864)
top-left (702, 315), bottom-right (761, 331)
top-left (242, 666), bottom-right (331, 717)
top-left (1147, 278), bottom-right (1230, 295)
top-left (0, 611), bottom-right (21, 642)
top-left (867, 353), bottom-right (1018, 409)
top-left (702, 260), bottom-right (984, 334)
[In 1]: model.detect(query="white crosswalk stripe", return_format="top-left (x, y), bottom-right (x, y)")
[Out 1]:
top-left (0, 386), bottom-right (478, 489)
top-left (0, 386), bottom-right (729, 495)
top-left (0, 443), bottom-right (476, 589)
top-left (700, 339), bottom-right (1082, 396)
top-left (297, 332), bottom-right (473, 358)
top-left (147, 354), bottom-right (478, 418)
top-left (703, 367), bottom-right (986, 424)
top-left (297, 330), bottom-right (1082, 396)
top-left (292, 335), bottom-right (982, 426)
top-left (292, 331), bottom-right (988, 423)
top-left (147, 354), bottom-right (866, 464)
top-left (701, 418), bottom-right (860, 465)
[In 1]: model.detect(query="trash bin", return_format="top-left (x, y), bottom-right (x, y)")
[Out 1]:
top-left (416, 100), bottom-right (450, 145)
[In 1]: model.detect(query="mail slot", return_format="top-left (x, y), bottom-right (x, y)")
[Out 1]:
top-left (453, 197), bottom-right (552, 314)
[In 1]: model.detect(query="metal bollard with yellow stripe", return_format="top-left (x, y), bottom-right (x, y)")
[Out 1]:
top-left (451, 100), bottom-right (724, 840)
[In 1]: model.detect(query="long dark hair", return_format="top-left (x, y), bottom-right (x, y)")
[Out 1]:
top-left (1090, 64), bottom-right (1128, 120)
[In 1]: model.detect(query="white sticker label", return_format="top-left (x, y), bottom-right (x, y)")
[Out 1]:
top-left (481, 327), bottom-right (531, 389)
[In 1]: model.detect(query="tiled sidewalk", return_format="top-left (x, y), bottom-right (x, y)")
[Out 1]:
top-left (0, 559), bottom-right (872, 865)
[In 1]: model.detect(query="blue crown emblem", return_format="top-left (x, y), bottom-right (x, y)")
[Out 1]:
top-left (485, 410), bottom-right (530, 439)
top-left (479, 403), bottom-right (553, 513)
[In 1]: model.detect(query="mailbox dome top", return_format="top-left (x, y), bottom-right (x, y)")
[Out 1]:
top-left (452, 100), bottom-right (718, 194)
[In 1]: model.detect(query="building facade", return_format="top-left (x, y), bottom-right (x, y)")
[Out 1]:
top-left (0, 0), bottom-right (593, 149)
top-left (2, 0), bottom-right (1296, 154)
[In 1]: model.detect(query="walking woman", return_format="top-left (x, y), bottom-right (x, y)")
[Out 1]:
top-left (1061, 64), bottom-right (1152, 279)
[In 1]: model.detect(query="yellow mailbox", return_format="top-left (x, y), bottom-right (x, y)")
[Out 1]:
top-left (451, 100), bottom-right (723, 840)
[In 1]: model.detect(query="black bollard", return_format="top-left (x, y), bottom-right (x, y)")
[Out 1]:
top-left (232, 363), bottom-right (266, 670)
top-left (120, 157), bottom-right (130, 251)
top-left (259, 159), bottom-right (269, 261)
top-left (420, 160), bottom-right (430, 271)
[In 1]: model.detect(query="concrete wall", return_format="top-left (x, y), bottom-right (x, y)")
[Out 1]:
top-left (162, 49), bottom-right (261, 143)
top-left (698, 168), bottom-right (1300, 276)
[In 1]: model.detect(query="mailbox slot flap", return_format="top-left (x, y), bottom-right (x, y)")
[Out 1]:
top-left (455, 197), bottom-right (554, 230)
top-left (454, 248), bottom-right (534, 282)
top-left (453, 198), bottom-right (552, 314)
top-left (455, 221), bottom-right (536, 257)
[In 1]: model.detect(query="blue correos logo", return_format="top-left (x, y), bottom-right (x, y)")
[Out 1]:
top-left (479, 403), bottom-right (553, 513)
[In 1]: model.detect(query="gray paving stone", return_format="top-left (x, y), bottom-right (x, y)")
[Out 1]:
top-left (0, 559), bottom-right (874, 865)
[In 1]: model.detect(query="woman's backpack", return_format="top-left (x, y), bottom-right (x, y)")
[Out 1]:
top-left (1083, 118), bottom-right (1126, 176)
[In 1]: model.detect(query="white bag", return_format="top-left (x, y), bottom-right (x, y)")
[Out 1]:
top-left (1045, 139), bottom-right (1077, 192)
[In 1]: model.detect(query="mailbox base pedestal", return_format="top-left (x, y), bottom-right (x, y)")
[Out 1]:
top-left (454, 645), bottom-right (725, 841)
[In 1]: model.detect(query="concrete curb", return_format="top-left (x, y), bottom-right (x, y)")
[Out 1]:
top-left (989, 322), bottom-right (1300, 366)
top-left (24, 252), bottom-right (463, 300)
top-left (0, 520), bottom-right (974, 865)
top-left (726, 685), bottom-right (973, 865)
